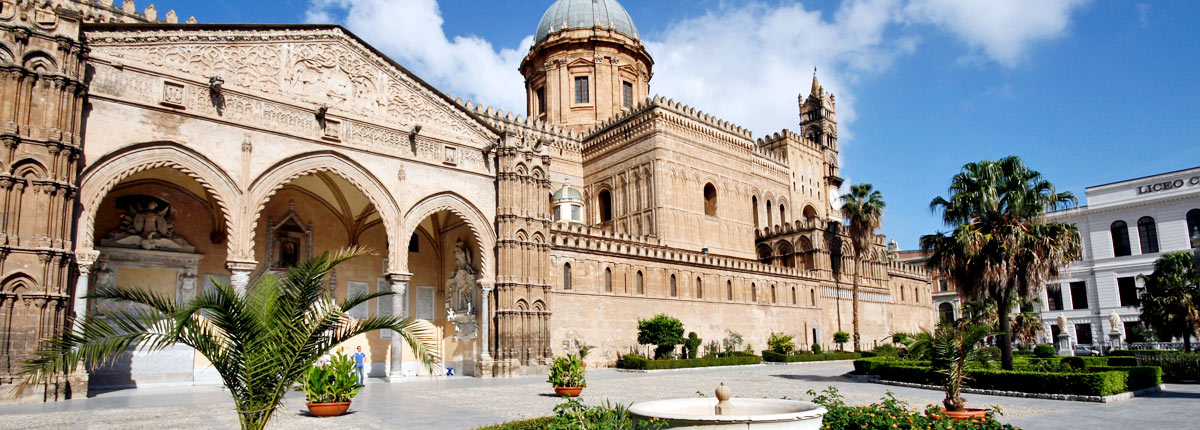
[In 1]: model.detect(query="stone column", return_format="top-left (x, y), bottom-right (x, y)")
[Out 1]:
top-left (72, 250), bottom-right (99, 328)
top-left (226, 261), bottom-right (256, 296)
top-left (387, 272), bottom-right (411, 383)
top-left (478, 279), bottom-right (493, 361)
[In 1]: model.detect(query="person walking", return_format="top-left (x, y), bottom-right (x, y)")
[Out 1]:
top-left (352, 346), bottom-right (367, 386)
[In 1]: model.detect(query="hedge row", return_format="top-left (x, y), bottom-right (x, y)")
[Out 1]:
top-left (618, 353), bottom-right (761, 370)
top-left (1087, 366), bottom-right (1162, 390)
top-left (763, 350), bottom-right (862, 362)
top-left (477, 417), bottom-right (556, 430)
top-left (1104, 350), bottom-right (1200, 382)
top-left (854, 358), bottom-right (1131, 396)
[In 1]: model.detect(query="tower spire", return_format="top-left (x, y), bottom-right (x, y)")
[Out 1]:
top-left (810, 67), bottom-right (820, 98)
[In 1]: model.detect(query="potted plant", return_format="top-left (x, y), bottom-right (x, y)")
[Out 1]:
top-left (577, 343), bottom-right (594, 368)
top-left (297, 350), bottom-right (363, 417)
top-left (928, 320), bottom-right (995, 420)
top-left (548, 353), bottom-right (586, 397)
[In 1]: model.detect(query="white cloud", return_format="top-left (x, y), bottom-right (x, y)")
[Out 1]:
top-left (902, 0), bottom-right (1090, 67)
top-left (1136, 3), bottom-right (1149, 28)
top-left (303, 0), bottom-right (1088, 138)
top-left (305, 0), bottom-right (529, 111)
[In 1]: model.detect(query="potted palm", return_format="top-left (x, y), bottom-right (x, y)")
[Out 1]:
top-left (929, 320), bottom-right (995, 420)
top-left (548, 353), bottom-right (586, 397)
top-left (297, 350), bottom-right (362, 417)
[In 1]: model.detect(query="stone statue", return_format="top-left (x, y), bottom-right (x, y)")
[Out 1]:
top-left (102, 195), bottom-right (194, 252)
top-left (1109, 310), bottom-right (1122, 333)
top-left (179, 267), bottom-right (197, 293)
top-left (446, 238), bottom-right (477, 316)
top-left (1057, 313), bottom-right (1068, 331)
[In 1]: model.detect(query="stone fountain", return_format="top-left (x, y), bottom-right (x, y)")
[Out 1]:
top-left (628, 383), bottom-right (826, 429)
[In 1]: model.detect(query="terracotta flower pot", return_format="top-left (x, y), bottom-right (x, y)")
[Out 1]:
top-left (554, 386), bottom-right (584, 397)
top-left (306, 401), bottom-right (351, 417)
top-left (939, 408), bottom-right (989, 420)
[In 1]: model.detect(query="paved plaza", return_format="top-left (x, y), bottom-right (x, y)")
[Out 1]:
top-left (1, 361), bottom-right (1198, 430)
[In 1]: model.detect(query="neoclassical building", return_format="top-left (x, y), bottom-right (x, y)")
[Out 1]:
top-left (0, 0), bottom-right (933, 401)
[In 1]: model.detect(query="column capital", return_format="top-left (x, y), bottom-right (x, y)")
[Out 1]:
top-left (387, 272), bottom-right (413, 283)
top-left (75, 248), bottom-right (100, 265)
top-left (477, 277), bottom-right (494, 292)
top-left (226, 260), bottom-right (257, 272)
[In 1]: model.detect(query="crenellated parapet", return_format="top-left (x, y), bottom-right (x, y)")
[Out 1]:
top-left (65, 0), bottom-right (195, 24)
top-left (458, 98), bottom-right (583, 156)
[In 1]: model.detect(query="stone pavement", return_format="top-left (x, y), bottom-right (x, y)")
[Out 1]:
top-left (1, 361), bottom-right (1198, 429)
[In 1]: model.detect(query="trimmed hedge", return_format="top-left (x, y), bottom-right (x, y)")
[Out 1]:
top-left (763, 350), bottom-right (862, 362)
top-left (1061, 356), bottom-right (1111, 368)
top-left (1108, 357), bottom-right (1138, 367)
top-left (855, 358), bottom-right (1131, 396)
top-left (477, 417), bottom-right (556, 430)
top-left (1088, 366), bottom-right (1162, 390)
top-left (618, 353), bottom-right (761, 370)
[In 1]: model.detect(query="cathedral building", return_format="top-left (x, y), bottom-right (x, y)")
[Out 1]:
top-left (0, 0), bottom-right (933, 401)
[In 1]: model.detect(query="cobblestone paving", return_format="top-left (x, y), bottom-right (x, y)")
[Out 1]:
top-left (2, 361), bottom-right (1198, 429)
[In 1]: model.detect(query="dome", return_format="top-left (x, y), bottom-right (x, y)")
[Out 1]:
top-left (535, 0), bottom-right (640, 44)
top-left (551, 184), bottom-right (584, 203)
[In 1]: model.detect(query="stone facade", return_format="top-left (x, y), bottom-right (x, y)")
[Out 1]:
top-left (0, 0), bottom-right (934, 402)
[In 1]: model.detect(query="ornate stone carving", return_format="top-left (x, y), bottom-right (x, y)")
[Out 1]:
top-left (100, 195), bottom-right (195, 252)
top-left (446, 238), bottom-right (478, 341)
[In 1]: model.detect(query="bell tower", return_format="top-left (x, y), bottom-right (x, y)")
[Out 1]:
top-left (520, 0), bottom-right (653, 133)
top-left (799, 71), bottom-right (838, 152)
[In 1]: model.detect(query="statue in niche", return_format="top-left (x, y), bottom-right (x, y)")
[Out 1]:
top-left (446, 238), bottom-right (479, 341)
top-left (279, 238), bottom-right (300, 268)
top-left (101, 195), bottom-right (194, 252)
top-left (179, 267), bottom-right (197, 294)
top-left (267, 201), bottom-right (313, 270)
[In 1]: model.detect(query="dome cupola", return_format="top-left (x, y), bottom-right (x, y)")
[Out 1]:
top-left (535, 0), bottom-right (640, 44)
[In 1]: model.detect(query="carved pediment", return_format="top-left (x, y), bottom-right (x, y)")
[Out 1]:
top-left (84, 25), bottom-right (497, 145)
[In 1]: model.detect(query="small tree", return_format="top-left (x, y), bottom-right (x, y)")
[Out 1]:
top-left (1139, 252), bottom-right (1200, 352)
top-left (722, 330), bottom-right (745, 355)
top-left (930, 321), bottom-right (994, 411)
top-left (637, 314), bottom-right (684, 359)
top-left (682, 332), bottom-right (702, 359)
top-left (833, 331), bottom-right (850, 351)
top-left (767, 332), bottom-right (796, 355)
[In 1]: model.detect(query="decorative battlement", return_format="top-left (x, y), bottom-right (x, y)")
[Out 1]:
top-left (754, 218), bottom-right (826, 239)
top-left (550, 223), bottom-right (816, 279)
top-left (887, 260), bottom-right (929, 279)
top-left (757, 129), bottom-right (828, 155)
top-left (586, 95), bottom-right (753, 141)
top-left (457, 98), bottom-right (583, 154)
top-left (68, 0), bottom-right (196, 24)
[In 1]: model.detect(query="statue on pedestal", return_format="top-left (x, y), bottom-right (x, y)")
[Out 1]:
top-left (1056, 313), bottom-right (1074, 356)
top-left (446, 238), bottom-right (478, 341)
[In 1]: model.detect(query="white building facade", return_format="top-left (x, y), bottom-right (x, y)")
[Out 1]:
top-left (1041, 166), bottom-right (1200, 349)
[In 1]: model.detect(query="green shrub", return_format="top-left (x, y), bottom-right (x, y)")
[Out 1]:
top-left (833, 331), bottom-right (850, 351)
top-left (855, 357), bottom-right (1132, 396)
top-left (1088, 366), bottom-right (1162, 390)
top-left (296, 351), bottom-right (362, 403)
top-left (767, 331), bottom-right (795, 355)
top-left (871, 344), bottom-right (900, 357)
top-left (548, 354), bottom-right (586, 388)
top-left (1138, 352), bottom-right (1200, 382)
top-left (811, 343), bottom-right (823, 354)
top-left (476, 417), bottom-right (557, 430)
top-left (1033, 344), bottom-right (1057, 358)
top-left (809, 387), bottom-right (1021, 430)
top-left (1061, 356), bottom-right (1110, 369)
top-left (765, 351), bottom-right (861, 363)
top-left (721, 330), bottom-right (745, 354)
top-left (682, 332), bottom-right (702, 359)
top-left (977, 346), bottom-right (1001, 362)
top-left (618, 353), bottom-right (761, 370)
top-left (891, 332), bottom-right (909, 344)
top-left (637, 314), bottom-right (684, 359)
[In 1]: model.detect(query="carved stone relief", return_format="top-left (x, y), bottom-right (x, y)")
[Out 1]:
top-left (100, 194), bottom-right (195, 252)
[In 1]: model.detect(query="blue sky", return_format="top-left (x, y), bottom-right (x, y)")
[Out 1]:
top-left (147, 0), bottom-right (1199, 248)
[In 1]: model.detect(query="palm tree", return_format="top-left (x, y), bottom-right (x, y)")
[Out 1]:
top-left (1011, 310), bottom-right (1044, 347)
top-left (840, 183), bottom-right (885, 352)
top-left (930, 321), bottom-right (994, 412)
top-left (1138, 252), bottom-right (1200, 352)
top-left (19, 249), bottom-right (439, 430)
top-left (920, 156), bottom-right (1080, 370)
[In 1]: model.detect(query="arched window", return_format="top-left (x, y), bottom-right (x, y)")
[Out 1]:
top-left (791, 287), bottom-right (797, 305)
top-left (939, 303), bottom-right (955, 322)
top-left (766, 200), bottom-right (773, 226)
top-left (771, 285), bottom-right (777, 303)
top-left (809, 289), bottom-right (815, 306)
top-left (1137, 216), bottom-right (1159, 254)
top-left (803, 205), bottom-right (818, 221)
top-left (696, 277), bottom-right (703, 299)
top-left (1110, 220), bottom-right (1131, 257)
top-left (636, 271), bottom-right (644, 294)
top-left (779, 204), bottom-right (786, 223)
top-left (1187, 209), bottom-right (1200, 241)
top-left (670, 274), bottom-right (677, 297)
top-left (901, 287), bottom-right (906, 301)
top-left (563, 263), bottom-right (572, 290)
top-left (751, 283), bottom-right (757, 302)
top-left (703, 183), bottom-right (718, 216)
top-left (604, 267), bottom-right (612, 292)
top-left (726, 280), bottom-right (733, 301)
top-left (752, 196), bottom-right (760, 229)
top-left (597, 189), bottom-right (613, 223)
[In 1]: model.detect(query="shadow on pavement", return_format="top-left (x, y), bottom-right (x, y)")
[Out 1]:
top-left (769, 374), bottom-right (851, 383)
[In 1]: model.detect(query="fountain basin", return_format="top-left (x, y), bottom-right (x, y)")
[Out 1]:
top-left (628, 398), bottom-right (826, 429)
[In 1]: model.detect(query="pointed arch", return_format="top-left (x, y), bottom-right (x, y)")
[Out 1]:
top-left (400, 191), bottom-right (495, 277)
top-left (247, 151), bottom-right (401, 265)
top-left (77, 141), bottom-right (240, 257)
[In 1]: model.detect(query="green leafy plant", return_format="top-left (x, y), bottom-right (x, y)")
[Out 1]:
top-left (637, 314), bottom-right (684, 359)
top-left (484, 396), bottom-right (667, 430)
top-left (833, 331), bottom-right (850, 351)
top-left (1138, 252), bottom-right (1200, 352)
top-left (721, 330), bottom-right (744, 355)
top-left (618, 353), bottom-right (760, 370)
top-left (704, 340), bottom-right (721, 357)
top-left (811, 343), bottom-right (823, 354)
top-left (891, 332), bottom-right (909, 344)
top-left (767, 331), bottom-right (795, 355)
top-left (548, 353), bottom-right (586, 388)
top-left (682, 332), bottom-right (702, 359)
top-left (296, 350), bottom-right (361, 403)
top-left (930, 321), bottom-right (996, 411)
top-left (577, 343), bottom-right (594, 360)
top-left (808, 387), bottom-right (1020, 430)
top-left (841, 182), bottom-right (887, 352)
top-left (1033, 344), bottom-right (1057, 358)
top-left (19, 249), bottom-right (439, 430)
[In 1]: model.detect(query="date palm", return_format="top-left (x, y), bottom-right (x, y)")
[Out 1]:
top-left (1138, 252), bottom-right (1200, 352)
top-left (19, 248), bottom-right (439, 430)
top-left (930, 321), bottom-right (994, 411)
top-left (921, 156), bottom-right (1079, 369)
top-left (841, 183), bottom-right (885, 352)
